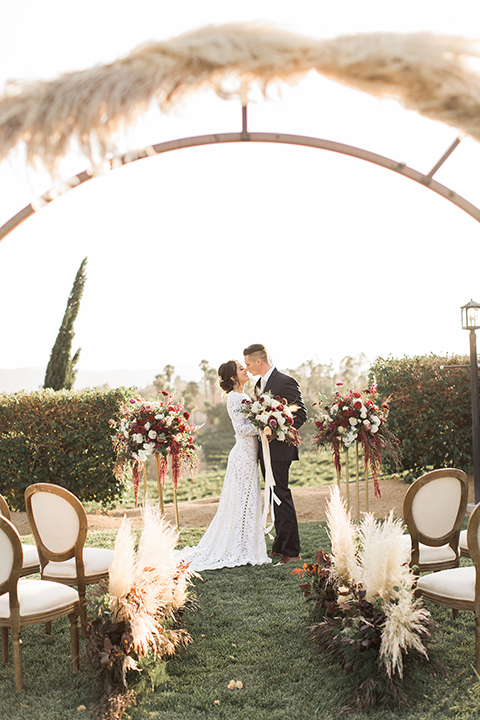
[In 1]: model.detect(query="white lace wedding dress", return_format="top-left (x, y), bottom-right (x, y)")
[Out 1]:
top-left (180, 391), bottom-right (271, 571)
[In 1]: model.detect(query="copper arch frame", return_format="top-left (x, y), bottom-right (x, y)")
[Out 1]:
top-left (0, 106), bottom-right (478, 242)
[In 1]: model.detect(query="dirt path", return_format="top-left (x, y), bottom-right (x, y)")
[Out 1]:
top-left (10, 474), bottom-right (474, 536)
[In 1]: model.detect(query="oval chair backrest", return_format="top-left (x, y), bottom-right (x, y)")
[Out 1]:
top-left (0, 494), bottom-right (11, 520)
top-left (0, 516), bottom-right (22, 593)
top-left (467, 502), bottom-right (480, 617)
top-left (25, 484), bottom-right (87, 561)
top-left (405, 469), bottom-right (468, 542)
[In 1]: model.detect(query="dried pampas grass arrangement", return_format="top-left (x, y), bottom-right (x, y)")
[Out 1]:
top-left (296, 487), bottom-right (432, 710)
top-left (87, 504), bottom-right (194, 720)
top-left (0, 23), bottom-right (480, 174)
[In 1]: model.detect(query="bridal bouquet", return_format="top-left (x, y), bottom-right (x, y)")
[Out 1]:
top-left (240, 392), bottom-right (300, 446)
top-left (110, 392), bottom-right (200, 504)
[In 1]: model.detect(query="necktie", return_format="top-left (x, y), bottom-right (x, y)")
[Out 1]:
top-left (260, 377), bottom-right (266, 393)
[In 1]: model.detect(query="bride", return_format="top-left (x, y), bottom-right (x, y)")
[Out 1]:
top-left (180, 359), bottom-right (271, 571)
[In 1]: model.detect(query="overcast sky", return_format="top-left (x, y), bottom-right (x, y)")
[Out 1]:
top-left (0, 1), bottom-right (479, 388)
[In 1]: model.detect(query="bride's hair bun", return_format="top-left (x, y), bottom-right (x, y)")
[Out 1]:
top-left (218, 360), bottom-right (237, 393)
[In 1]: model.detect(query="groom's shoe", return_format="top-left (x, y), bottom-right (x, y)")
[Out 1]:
top-left (276, 555), bottom-right (301, 566)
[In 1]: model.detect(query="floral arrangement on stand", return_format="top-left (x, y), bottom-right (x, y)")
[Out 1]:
top-left (86, 505), bottom-right (194, 720)
top-left (240, 392), bottom-right (300, 445)
top-left (110, 392), bottom-right (200, 510)
top-left (292, 487), bottom-right (432, 713)
top-left (312, 384), bottom-right (401, 500)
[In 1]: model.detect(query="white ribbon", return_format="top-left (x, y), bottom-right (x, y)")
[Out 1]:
top-left (260, 430), bottom-right (281, 539)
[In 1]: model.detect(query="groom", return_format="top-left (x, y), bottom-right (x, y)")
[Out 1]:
top-left (243, 343), bottom-right (307, 565)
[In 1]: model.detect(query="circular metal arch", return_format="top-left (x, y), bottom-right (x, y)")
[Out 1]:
top-left (1, 111), bottom-right (479, 242)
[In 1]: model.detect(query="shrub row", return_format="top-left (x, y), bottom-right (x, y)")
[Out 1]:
top-left (369, 354), bottom-right (474, 479)
top-left (0, 387), bottom-right (136, 510)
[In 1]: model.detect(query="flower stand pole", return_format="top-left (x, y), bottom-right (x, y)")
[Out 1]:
top-left (154, 455), bottom-right (165, 515)
top-left (365, 460), bottom-right (369, 513)
top-left (344, 449), bottom-right (350, 513)
top-left (353, 443), bottom-right (369, 518)
top-left (142, 463), bottom-right (148, 504)
top-left (355, 443), bottom-right (361, 523)
top-left (172, 482), bottom-right (180, 530)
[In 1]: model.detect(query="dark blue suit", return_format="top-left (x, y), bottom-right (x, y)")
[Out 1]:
top-left (256, 368), bottom-right (307, 557)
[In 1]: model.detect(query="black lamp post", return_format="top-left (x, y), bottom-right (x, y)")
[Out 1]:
top-left (461, 299), bottom-right (480, 504)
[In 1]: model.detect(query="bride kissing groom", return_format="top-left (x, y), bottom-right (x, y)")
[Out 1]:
top-left (243, 343), bottom-right (307, 565)
top-left (179, 343), bottom-right (306, 572)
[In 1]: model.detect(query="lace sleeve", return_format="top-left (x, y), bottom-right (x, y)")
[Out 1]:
top-left (227, 393), bottom-right (258, 438)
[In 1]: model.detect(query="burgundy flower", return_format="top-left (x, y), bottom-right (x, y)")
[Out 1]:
top-left (183, 411), bottom-right (190, 420)
top-left (269, 418), bottom-right (277, 427)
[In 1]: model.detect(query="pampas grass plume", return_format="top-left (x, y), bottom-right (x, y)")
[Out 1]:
top-left (109, 515), bottom-right (136, 604)
top-left (326, 486), bottom-right (361, 586)
top-left (1, 24), bottom-right (480, 174)
top-left (380, 591), bottom-right (430, 678)
top-left (359, 511), bottom-right (413, 603)
top-left (108, 502), bottom-right (193, 656)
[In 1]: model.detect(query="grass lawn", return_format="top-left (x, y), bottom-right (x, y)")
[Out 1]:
top-left (2, 523), bottom-right (480, 719)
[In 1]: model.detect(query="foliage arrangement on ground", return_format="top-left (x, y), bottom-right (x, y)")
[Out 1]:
top-left (293, 489), bottom-right (432, 713)
top-left (86, 508), bottom-right (194, 719)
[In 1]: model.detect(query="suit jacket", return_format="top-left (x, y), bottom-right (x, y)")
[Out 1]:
top-left (255, 368), bottom-right (307, 462)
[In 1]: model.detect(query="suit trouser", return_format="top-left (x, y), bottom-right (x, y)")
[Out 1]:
top-left (260, 457), bottom-right (300, 557)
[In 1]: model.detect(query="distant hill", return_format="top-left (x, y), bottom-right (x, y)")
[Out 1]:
top-left (0, 367), bottom-right (165, 394)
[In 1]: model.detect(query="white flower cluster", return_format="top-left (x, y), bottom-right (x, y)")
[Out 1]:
top-left (321, 399), bottom-right (381, 449)
top-left (119, 401), bottom-right (169, 463)
top-left (248, 395), bottom-right (296, 442)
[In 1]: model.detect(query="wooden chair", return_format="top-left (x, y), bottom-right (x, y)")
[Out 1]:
top-left (0, 515), bottom-right (79, 690)
top-left (24, 483), bottom-right (115, 634)
top-left (459, 529), bottom-right (470, 558)
top-left (0, 494), bottom-right (40, 576)
top-left (400, 468), bottom-right (468, 573)
top-left (417, 501), bottom-right (480, 672)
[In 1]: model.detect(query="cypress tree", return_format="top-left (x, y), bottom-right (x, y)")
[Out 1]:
top-left (44, 257), bottom-right (87, 391)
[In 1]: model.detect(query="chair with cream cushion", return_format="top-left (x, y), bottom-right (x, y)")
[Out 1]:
top-left (0, 494), bottom-right (40, 576)
top-left (24, 483), bottom-right (115, 634)
top-left (0, 515), bottom-right (79, 690)
top-left (401, 468), bottom-right (468, 573)
top-left (459, 529), bottom-right (470, 558)
top-left (417, 501), bottom-right (480, 672)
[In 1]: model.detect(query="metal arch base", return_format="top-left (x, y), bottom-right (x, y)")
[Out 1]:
top-left (1, 125), bottom-right (479, 243)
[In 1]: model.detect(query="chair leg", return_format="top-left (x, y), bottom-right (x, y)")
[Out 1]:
top-left (45, 621), bottom-right (52, 635)
top-left (1, 627), bottom-right (8, 665)
top-left (69, 611), bottom-right (80, 674)
top-left (78, 583), bottom-right (87, 638)
top-left (453, 608), bottom-right (459, 620)
top-left (12, 629), bottom-right (23, 691)
top-left (476, 610), bottom-right (480, 675)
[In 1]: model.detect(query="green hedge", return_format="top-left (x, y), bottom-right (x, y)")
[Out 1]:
top-left (369, 354), bottom-right (474, 479)
top-left (0, 387), bottom-right (136, 510)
